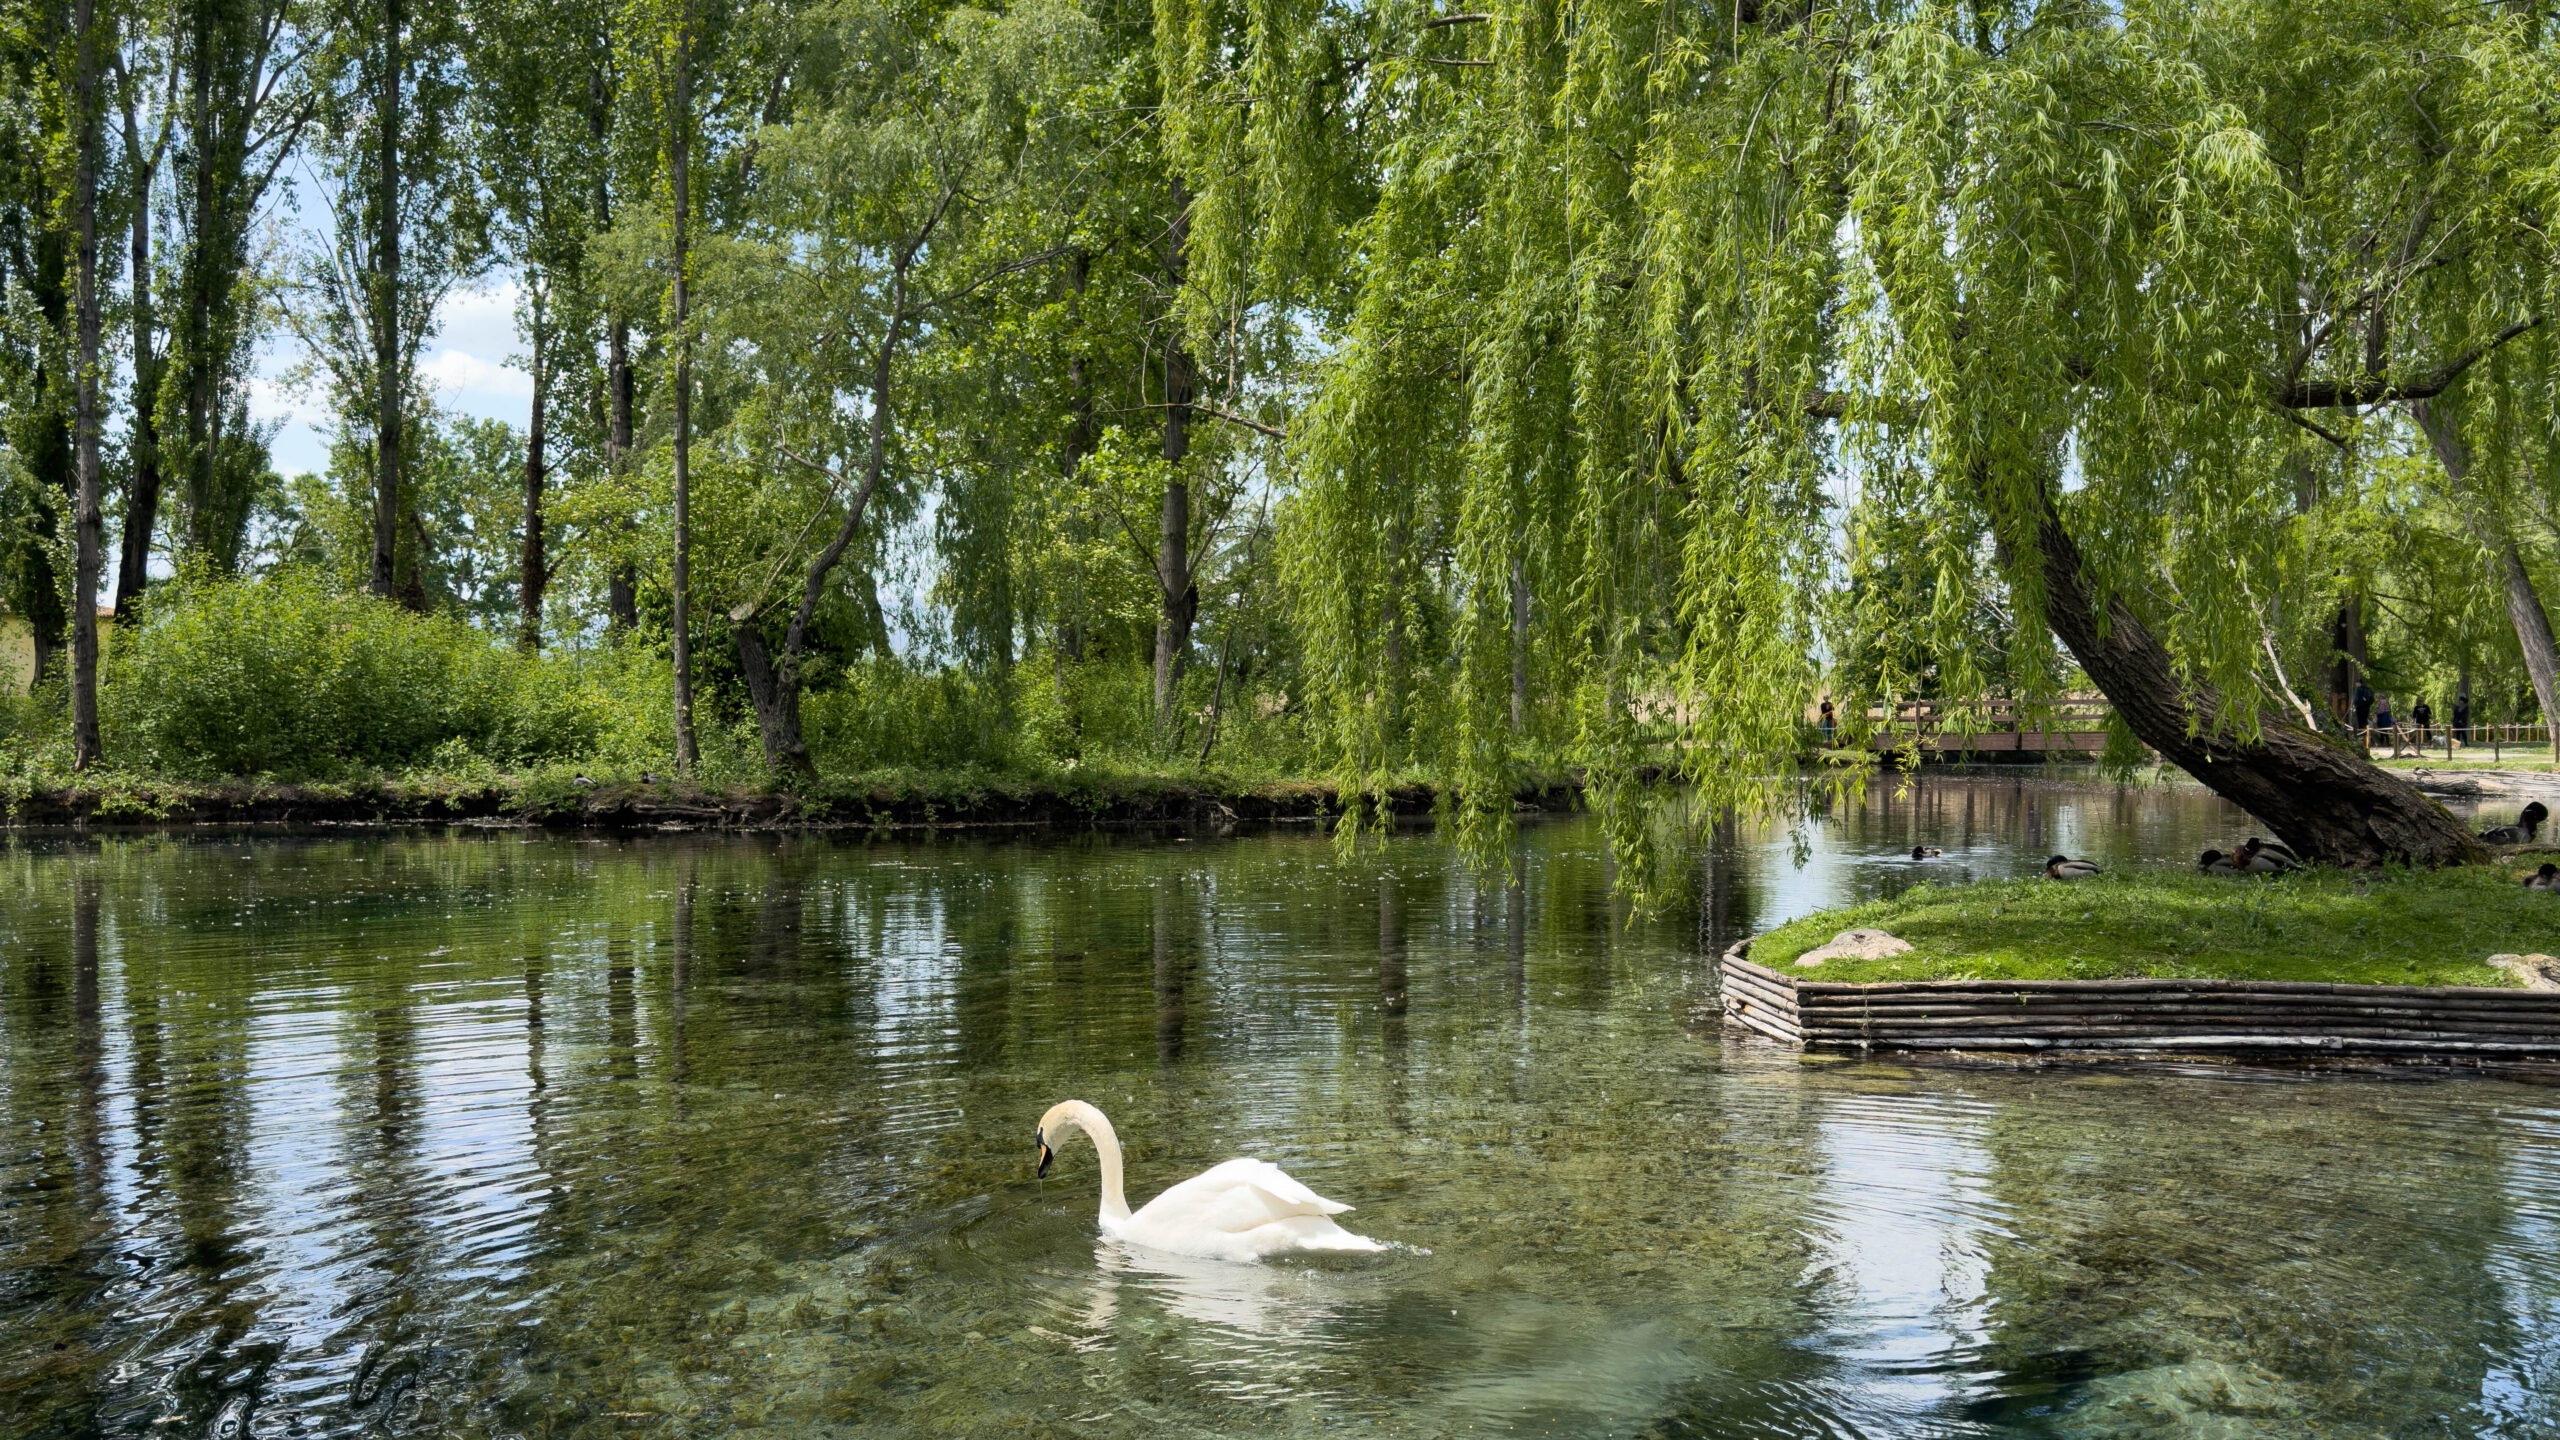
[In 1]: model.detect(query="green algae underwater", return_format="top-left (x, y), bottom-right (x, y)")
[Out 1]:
top-left (4, 777), bottom-right (2559, 1438)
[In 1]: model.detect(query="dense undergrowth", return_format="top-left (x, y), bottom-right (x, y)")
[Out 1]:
top-left (1750, 862), bottom-right (2560, 989)
top-left (0, 575), bottom-right (1332, 798)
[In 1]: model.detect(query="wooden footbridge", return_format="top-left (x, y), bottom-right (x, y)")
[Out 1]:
top-left (1847, 697), bottom-right (2116, 758)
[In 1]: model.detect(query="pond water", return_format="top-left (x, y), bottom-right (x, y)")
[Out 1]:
top-left (4, 774), bottom-right (2557, 1439)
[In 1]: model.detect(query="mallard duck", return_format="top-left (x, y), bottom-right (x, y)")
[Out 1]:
top-left (1911, 845), bottom-right (1943, 859)
top-left (2198, 849), bottom-right (2241, 876)
top-left (2235, 838), bottom-right (2299, 874)
top-left (2045, 854), bottom-right (2101, 881)
top-left (2479, 801), bottom-right (2550, 845)
top-left (2244, 836), bottom-right (2300, 865)
top-left (2525, 863), bottom-right (2558, 891)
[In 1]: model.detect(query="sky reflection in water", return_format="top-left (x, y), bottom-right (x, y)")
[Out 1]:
top-left (1, 773), bottom-right (2553, 1439)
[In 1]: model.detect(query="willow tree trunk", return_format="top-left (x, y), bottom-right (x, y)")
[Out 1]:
top-left (2411, 400), bottom-right (2560, 765)
top-left (69, 0), bottom-right (104, 769)
top-left (369, 0), bottom-right (404, 603)
top-left (667, 16), bottom-right (699, 771)
top-left (2013, 490), bottom-right (2480, 866)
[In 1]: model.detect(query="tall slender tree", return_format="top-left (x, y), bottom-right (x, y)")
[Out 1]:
top-left (663, 0), bottom-right (698, 768)
top-left (169, 0), bottom-right (306, 575)
top-left (65, 0), bottom-right (109, 765)
top-left (111, 29), bottom-right (177, 619)
top-left (366, 0), bottom-right (401, 600)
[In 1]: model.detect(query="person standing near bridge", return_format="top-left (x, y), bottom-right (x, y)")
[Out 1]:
top-left (2412, 695), bottom-right (2432, 750)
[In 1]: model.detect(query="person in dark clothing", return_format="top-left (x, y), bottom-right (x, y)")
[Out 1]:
top-left (1819, 698), bottom-right (1836, 743)
top-left (2352, 680), bottom-right (2374, 737)
top-left (2411, 696), bottom-right (2432, 749)
top-left (2453, 695), bottom-right (2471, 745)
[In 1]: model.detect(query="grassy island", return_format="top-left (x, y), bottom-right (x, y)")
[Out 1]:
top-left (1749, 860), bottom-right (2560, 991)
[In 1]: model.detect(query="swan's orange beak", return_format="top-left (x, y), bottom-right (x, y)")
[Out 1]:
top-left (1036, 1139), bottom-right (1054, 1178)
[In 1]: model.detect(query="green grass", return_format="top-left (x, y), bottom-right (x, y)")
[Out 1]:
top-left (1749, 859), bottom-right (2560, 989)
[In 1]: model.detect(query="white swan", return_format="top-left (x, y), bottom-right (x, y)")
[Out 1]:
top-left (1034, 1100), bottom-right (1385, 1262)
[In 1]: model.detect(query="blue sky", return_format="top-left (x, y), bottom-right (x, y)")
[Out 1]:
top-left (252, 280), bottom-right (535, 477)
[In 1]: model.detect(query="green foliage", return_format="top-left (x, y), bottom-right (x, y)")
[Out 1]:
top-left (1176, 0), bottom-right (2560, 891)
top-left (99, 573), bottom-right (661, 778)
top-left (1752, 863), bottom-right (2552, 989)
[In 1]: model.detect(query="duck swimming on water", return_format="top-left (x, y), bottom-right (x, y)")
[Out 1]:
top-left (2480, 802), bottom-right (2550, 845)
top-left (1911, 845), bottom-right (1943, 859)
top-left (2198, 849), bottom-right (2241, 876)
top-left (2045, 855), bottom-right (2101, 881)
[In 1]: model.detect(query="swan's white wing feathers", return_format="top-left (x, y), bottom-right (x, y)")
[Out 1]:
top-left (1192, 1158), bottom-right (1355, 1216)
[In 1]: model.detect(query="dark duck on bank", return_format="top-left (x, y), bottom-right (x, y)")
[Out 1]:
top-left (2045, 855), bottom-right (2101, 881)
top-left (2528, 863), bottom-right (2559, 891)
top-left (2198, 849), bottom-right (2241, 876)
top-left (2235, 838), bottom-right (2300, 874)
top-left (2479, 802), bottom-right (2550, 846)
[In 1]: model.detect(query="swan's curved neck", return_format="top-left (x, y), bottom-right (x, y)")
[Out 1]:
top-left (1061, 1102), bottom-right (1132, 1223)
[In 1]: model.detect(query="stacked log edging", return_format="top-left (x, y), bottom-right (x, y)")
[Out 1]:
top-left (1720, 948), bottom-right (2560, 1060)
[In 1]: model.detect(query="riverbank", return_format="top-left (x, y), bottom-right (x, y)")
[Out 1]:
top-left (1748, 862), bottom-right (2560, 990)
top-left (0, 766), bottom-right (1583, 830)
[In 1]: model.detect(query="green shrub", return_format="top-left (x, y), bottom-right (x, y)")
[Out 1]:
top-left (803, 658), bottom-right (1024, 772)
top-left (101, 573), bottom-right (663, 778)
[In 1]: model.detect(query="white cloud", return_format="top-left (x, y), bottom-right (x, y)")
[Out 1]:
top-left (248, 273), bottom-right (538, 475)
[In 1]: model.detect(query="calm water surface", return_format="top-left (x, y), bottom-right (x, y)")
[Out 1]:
top-left (4, 774), bottom-right (2557, 1439)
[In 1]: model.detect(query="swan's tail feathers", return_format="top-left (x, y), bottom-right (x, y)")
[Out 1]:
top-left (1270, 1214), bottom-right (1387, 1252)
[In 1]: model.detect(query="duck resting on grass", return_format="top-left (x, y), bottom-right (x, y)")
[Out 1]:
top-left (2527, 864), bottom-right (2559, 891)
top-left (1911, 846), bottom-right (1943, 859)
top-left (2198, 849), bottom-right (2242, 876)
top-left (2480, 802), bottom-right (2550, 845)
top-left (2044, 855), bottom-right (2101, 881)
top-left (2234, 838), bottom-right (2300, 874)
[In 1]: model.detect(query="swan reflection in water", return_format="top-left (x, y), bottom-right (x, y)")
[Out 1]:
top-left (1075, 1239), bottom-right (1357, 1342)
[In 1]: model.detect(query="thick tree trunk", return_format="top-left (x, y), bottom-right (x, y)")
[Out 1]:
top-left (116, 114), bottom-right (160, 621)
top-left (2016, 490), bottom-right (2480, 867)
top-left (69, 0), bottom-right (104, 769)
top-left (668, 18), bottom-right (699, 771)
top-left (519, 331), bottom-right (546, 651)
top-left (2411, 400), bottom-right (2560, 765)
top-left (730, 618), bottom-right (811, 775)
top-left (370, 0), bottom-right (404, 603)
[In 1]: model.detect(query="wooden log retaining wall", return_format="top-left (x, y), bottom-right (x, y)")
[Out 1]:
top-left (1719, 950), bottom-right (2560, 1059)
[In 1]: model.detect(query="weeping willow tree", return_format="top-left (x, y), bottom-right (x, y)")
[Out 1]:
top-left (1162, 0), bottom-right (2558, 878)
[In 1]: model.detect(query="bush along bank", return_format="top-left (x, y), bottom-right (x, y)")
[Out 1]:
top-left (0, 768), bottom-right (1586, 831)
